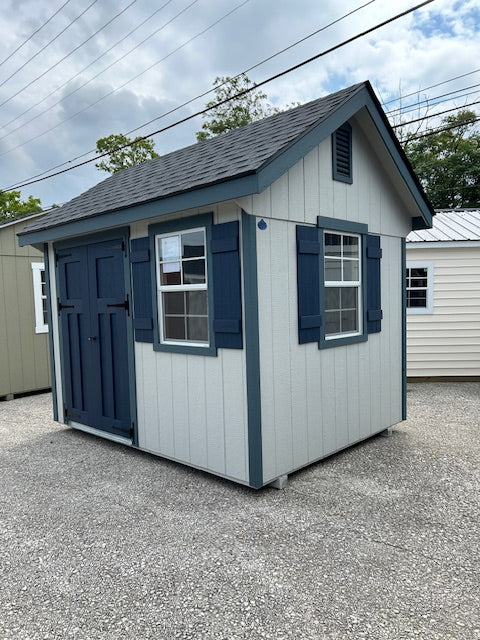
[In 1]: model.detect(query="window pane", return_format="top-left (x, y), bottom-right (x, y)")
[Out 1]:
top-left (325, 310), bottom-right (341, 335)
top-left (161, 263), bottom-right (181, 285)
top-left (343, 235), bottom-right (358, 258)
top-left (343, 259), bottom-right (359, 281)
top-left (325, 287), bottom-right (340, 310)
top-left (163, 291), bottom-right (185, 314)
top-left (186, 290), bottom-right (207, 315)
top-left (324, 233), bottom-right (341, 257)
top-left (187, 316), bottom-right (208, 342)
top-left (164, 316), bottom-right (185, 340)
top-left (182, 230), bottom-right (205, 259)
top-left (407, 290), bottom-right (427, 307)
top-left (341, 287), bottom-right (357, 309)
top-left (341, 310), bottom-right (357, 333)
top-left (411, 277), bottom-right (427, 288)
top-left (183, 259), bottom-right (206, 285)
top-left (325, 258), bottom-right (341, 281)
top-left (42, 299), bottom-right (48, 324)
top-left (159, 235), bottom-right (181, 262)
top-left (411, 268), bottom-right (427, 278)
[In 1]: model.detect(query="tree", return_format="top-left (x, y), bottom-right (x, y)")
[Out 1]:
top-left (404, 110), bottom-right (480, 209)
top-left (95, 133), bottom-right (159, 174)
top-left (0, 190), bottom-right (42, 223)
top-left (196, 74), bottom-right (279, 141)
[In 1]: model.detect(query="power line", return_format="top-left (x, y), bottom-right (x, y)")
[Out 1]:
top-left (0, 0), bottom-right (74, 68)
top-left (0, 0), bottom-right (176, 133)
top-left (0, 0), bottom-right (99, 92)
top-left (391, 99), bottom-right (480, 128)
top-left (3, 0), bottom-right (437, 192)
top-left (0, 0), bottom-right (243, 159)
top-left (11, 0), bottom-right (378, 176)
top-left (383, 67), bottom-right (480, 105)
top-left (386, 82), bottom-right (480, 116)
top-left (0, 0), bottom-right (138, 108)
top-left (403, 116), bottom-right (480, 141)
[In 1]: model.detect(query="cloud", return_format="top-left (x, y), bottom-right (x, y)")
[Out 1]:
top-left (0, 0), bottom-right (478, 207)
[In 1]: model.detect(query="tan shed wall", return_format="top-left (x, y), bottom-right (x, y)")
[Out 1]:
top-left (406, 245), bottom-right (480, 377)
top-left (0, 221), bottom-right (51, 397)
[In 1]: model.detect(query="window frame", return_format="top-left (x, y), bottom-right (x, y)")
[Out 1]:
top-left (149, 213), bottom-right (217, 356)
top-left (31, 261), bottom-right (48, 334)
top-left (318, 217), bottom-right (368, 349)
top-left (406, 261), bottom-right (434, 315)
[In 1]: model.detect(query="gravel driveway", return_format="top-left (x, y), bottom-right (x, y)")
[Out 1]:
top-left (0, 382), bottom-right (479, 640)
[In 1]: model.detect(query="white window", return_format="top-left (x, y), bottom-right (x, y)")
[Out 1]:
top-left (406, 261), bottom-right (434, 314)
top-left (155, 228), bottom-right (209, 346)
top-left (324, 231), bottom-right (362, 339)
top-left (31, 262), bottom-right (48, 333)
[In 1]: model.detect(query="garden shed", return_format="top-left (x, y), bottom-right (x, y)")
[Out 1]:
top-left (406, 208), bottom-right (480, 379)
top-left (18, 81), bottom-right (433, 488)
top-left (0, 212), bottom-right (51, 399)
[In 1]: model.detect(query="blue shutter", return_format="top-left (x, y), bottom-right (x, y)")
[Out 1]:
top-left (130, 237), bottom-right (154, 343)
top-left (296, 225), bottom-right (321, 344)
top-left (366, 234), bottom-right (382, 334)
top-left (211, 221), bottom-right (243, 349)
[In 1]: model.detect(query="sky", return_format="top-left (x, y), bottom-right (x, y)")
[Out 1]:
top-left (0, 0), bottom-right (479, 208)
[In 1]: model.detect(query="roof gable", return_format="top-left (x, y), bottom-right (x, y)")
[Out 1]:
top-left (19, 81), bottom-right (433, 245)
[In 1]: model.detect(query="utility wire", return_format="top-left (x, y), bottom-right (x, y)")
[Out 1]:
top-left (0, 0), bottom-right (243, 159)
top-left (0, 0), bottom-right (99, 91)
top-left (0, 0), bottom-right (175, 132)
top-left (383, 67), bottom-right (480, 105)
top-left (3, 0), bottom-right (437, 192)
top-left (386, 82), bottom-right (480, 115)
top-left (4, 0), bottom-right (377, 173)
top-left (391, 99), bottom-right (480, 128)
top-left (403, 116), bottom-right (480, 141)
top-left (0, 0), bottom-right (137, 108)
top-left (0, 0), bottom-right (74, 67)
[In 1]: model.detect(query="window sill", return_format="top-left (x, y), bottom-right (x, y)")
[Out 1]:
top-left (319, 332), bottom-right (368, 349)
top-left (152, 341), bottom-right (217, 356)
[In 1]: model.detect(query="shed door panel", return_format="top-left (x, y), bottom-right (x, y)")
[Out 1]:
top-left (57, 239), bottom-right (131, 439)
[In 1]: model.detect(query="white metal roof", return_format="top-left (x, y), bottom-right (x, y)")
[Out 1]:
top-left (407, 209), bottom-right (480, 242)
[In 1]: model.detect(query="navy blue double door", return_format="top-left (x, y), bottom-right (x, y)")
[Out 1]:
top-left (56, 236), bottom-right (132, 439)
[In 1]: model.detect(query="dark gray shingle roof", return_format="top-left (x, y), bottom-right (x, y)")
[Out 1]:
top-left (21, 83), bottom-right (365, 235)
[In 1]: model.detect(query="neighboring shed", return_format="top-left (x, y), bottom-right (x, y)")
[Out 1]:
top-left (0, 212), bottom-right (51, 399)
top-left (18, 81), bottom-right (433, 488)
top-left (406, 209), bottom-right (480, 379)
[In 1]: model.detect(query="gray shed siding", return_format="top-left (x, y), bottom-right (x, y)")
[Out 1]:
top-left (131, 202), bottom-right (250, 484)
top-left (240, 127), bottom-right (408, 483)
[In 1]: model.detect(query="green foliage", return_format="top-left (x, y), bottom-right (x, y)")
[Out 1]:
top-left (404, 110), bottom-right (480, 209)
top-left (95, 133), bottom-right (159, 174)
top-left (196, 74), bottom-right (279, 141)
top-left (0, 190), bottom-right (42, 223)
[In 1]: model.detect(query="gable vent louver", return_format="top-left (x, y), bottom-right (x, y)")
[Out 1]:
top-left (332, 122), bottom-right (352, 184)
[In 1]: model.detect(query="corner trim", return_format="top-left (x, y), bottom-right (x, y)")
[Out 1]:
top-left (401, 237), bottom-right (407, 421)
top-left (43, 244), bottom-right (58, 421)
top-left (241, 210), bottom-right (263, 489)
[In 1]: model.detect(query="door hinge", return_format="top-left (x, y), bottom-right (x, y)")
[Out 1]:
top-left (57, 298), bottom-right (74, 314)
top-left (107, 294), bottom-right (130, 316)
top-left (130, 422), bottom-right (135, 439)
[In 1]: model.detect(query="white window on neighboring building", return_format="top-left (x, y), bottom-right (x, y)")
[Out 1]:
top-left (406, 262), bottom-right (434, 314)
top-left (155, 228), bottom-right (209, 346)
top-left (324, 231), bottom-right (362, 339)
top-left (31, 262), bottom-right (48, 333)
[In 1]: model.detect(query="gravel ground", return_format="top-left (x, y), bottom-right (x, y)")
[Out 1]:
top-left (0, 382), bottom-right (479, 640)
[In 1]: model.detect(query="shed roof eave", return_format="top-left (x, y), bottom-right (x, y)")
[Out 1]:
top-left (18, 172), bottom-right (259, 247)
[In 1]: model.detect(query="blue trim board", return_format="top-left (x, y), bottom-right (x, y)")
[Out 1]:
top-left (317, 216), bottom-right (368, 235)
top-left (241, 210), bottom-right (263, 489)
top-left (43, 244), bottom-right (58, 422)
top-left (148, 212), bottom-right (217, 357)
top-left (401, 237), bottom-right (407, 421)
